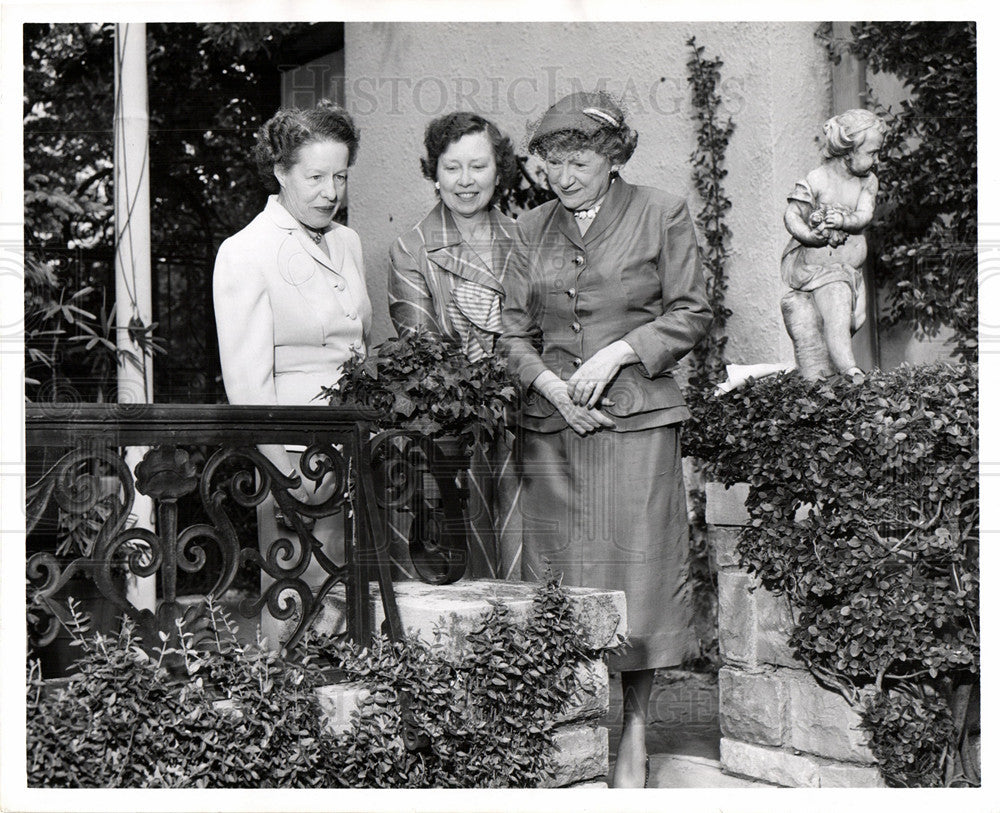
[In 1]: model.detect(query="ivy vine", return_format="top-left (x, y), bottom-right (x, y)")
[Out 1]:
top-left (682, 36), bottom-right (736, 667)
top-left (685, 35), bottom-right (734, 395)
top-left (684, 364), bottom-right (979, 786)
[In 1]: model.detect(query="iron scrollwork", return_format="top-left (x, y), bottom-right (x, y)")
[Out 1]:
top-left (27, 445), bottom-right (153, 647)
top-left (27, 440), bottom-right (358, 653)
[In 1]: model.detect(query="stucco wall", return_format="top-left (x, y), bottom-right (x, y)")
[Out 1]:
top-left (344, 21), bottom-right (833, 369)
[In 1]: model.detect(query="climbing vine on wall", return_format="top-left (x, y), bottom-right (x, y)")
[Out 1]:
top-left (685, 36), bottom-right (734, 395)
top-left (681, 36), bottom-right (736, 667)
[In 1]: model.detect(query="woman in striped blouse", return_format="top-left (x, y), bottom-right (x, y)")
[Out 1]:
top-left (388, 112), bottom-right (521, 580)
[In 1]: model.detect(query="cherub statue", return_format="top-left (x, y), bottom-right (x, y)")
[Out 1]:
top-left (780, 109), bottom-right (887, 379)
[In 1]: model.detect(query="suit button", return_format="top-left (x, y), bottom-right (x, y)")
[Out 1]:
top-left (573, 255), bottom-right (584, 266)
top-left (571, 321), bottom-right (582, 333)
top-left (334, 282), bottom-right (345, 291)
top-left (572, 357), bottom-right (582, 368)
top-left (352, 340), bottom-right (363, 351)
top-left (346, 311), bottom-right (357, 320)
top-left (567, 287), bottom-right (577, 297)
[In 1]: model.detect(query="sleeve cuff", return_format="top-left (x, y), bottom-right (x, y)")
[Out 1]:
top-left (623, 323), bottom-right (677, 378)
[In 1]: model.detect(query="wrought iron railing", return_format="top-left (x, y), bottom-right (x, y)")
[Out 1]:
top-left (25, 403), bottom-right (425, 655)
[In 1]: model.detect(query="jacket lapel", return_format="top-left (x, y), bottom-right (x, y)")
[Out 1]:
top-left (555, 204), bottom-right (585, 249)
top-left (488, 209), bottom-right (516, 287)
top-left (263, 195), bottom-right (345, 277)
top-left (423, 202), bottom-right (504, 295)
top-left (580, 175), bottom-right (631, 247)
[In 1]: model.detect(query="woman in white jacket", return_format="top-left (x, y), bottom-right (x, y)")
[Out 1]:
top-left (213, 101), bottom-right (371, 646)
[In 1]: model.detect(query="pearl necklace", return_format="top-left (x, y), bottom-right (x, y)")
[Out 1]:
top-left (573, 203), bottom-right (602, 221)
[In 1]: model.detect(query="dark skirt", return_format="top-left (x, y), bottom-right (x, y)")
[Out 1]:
top-left (519, 424), bottom-right (696, 672)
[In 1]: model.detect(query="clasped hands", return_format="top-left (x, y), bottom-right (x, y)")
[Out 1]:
top-left (534, 340), bottom-right (638, 436)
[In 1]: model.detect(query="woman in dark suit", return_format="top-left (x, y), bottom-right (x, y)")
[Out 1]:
top-left (388, 112), bottom-right (521, 580)
top-left (500, 91), bottom-right (712, 787)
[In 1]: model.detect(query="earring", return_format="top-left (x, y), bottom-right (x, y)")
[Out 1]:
top-left (434, 181), bottom-right (440, 190)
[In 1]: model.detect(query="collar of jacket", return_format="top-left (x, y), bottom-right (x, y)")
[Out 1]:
top-left (419, 201), bottom-right (512, 295)
top-left (262, 195), bottom-right (346, 277)
top-left (553, 175), bottom-right (633, 248)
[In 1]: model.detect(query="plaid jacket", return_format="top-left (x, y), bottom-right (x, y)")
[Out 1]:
top-left (388, 201), bottom-right (516, 360)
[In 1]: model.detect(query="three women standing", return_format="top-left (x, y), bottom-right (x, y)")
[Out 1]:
top-left (215, 94), bottom-right (710, 788)
top-left (500, 91), bottom-right (712, 787)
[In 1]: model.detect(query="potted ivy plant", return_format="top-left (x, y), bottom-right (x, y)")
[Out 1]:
top-left (321, 327), bottom-right (518, 583)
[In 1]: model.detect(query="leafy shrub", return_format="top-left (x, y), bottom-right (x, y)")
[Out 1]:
top-left (27, 598), bottom-right (336, 787)
top-left (323, 326), bottom-right (518, 449)
top-left (683, 363), bottom-right (978, 786)
top-left (325, 578), bottom-right (606, 787)
top-left (28, 579), bottom-right (603, 788)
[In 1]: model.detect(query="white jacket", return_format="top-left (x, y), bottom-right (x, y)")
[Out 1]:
top-left (213, 195), bottom-right (372, 408)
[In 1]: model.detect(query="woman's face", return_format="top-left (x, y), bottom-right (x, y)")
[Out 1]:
top-left (275, 138), bottom-right (350, 229)
top-left (845, 130), bottom-right (883, 177)
top-left (436, 131), bottom-right (498, 220)
top-left (543, 149), bottom-right (614, 212)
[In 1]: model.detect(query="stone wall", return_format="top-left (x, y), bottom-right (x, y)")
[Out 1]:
top-left (307, 580), bottom-right (625, 787)
top-left (706, 482), bottom-right (886, 788)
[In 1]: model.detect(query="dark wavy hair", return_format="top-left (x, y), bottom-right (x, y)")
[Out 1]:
top-left (252, 100), bottom-right (360, 190)
top-left (527, 93), bottom-right (638, 166)
top-left (419, 112), bottom-right (518, 208)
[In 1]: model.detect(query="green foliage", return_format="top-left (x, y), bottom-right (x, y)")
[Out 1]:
top-left (324, 577), bottom-right (604, 787)
top-left (683, 36), bottom-right (737, 668)
top-left (28, 580), bottom-right (600, 788)
top-left (24, 22), bottom-right (314, 403)
top-left (685, 36), bottom-right (734, 395)
top-left (683, 363), bottom-right (978, 786)
top-left (861, 688), bottom-right (956, 787)
top-left (497, 155), bottom-right (557, 218)
top-left (819, 22), bottom-right (977, 362)
top-left (27, 598), bottom-right (336, 788)
top-left (323, 327), bottom-right (518, 449)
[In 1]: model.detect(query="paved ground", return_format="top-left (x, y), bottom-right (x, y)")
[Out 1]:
top-left (601, 667), bottom-right (766, 788)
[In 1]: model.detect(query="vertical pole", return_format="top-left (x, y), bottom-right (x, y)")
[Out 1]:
top-left (114, 23), bottom-right (156, 613)
top-left (831, 21), bottom-right (879, 370)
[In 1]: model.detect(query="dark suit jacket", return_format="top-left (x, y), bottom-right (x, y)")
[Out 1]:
top-left (500, 178), bottom-right (712, 432)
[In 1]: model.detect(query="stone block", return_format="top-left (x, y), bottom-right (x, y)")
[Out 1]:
top-left (554, 657), bottom-right (610, 724)
top-left (708, 525), bottom-right (741, 569)
top-left (819, 762), bottom-right (886, 788)
top-left (705, 481), bottom-right (749, 526)
top-left (718, 666), bottom-right (786, 747)
top-left (753, 585), bottom-right (800, 668)
top-left (314, 681), bottom-right (371, 737)
top-left (719, 737), bottom-right (820, 787)
top-left (787, 670), bottom-right (875, 763)
top-left (540, 722), bottom-right (609, 788)
top-left (717, 570), bottom-right (756, 666)
top-left (369, 579), bottom-right (627, 662)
